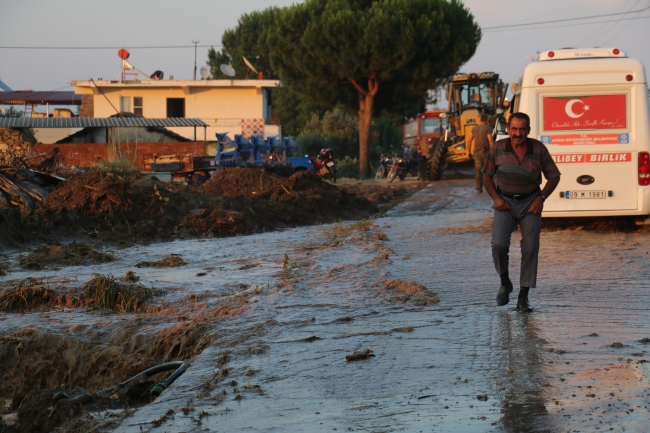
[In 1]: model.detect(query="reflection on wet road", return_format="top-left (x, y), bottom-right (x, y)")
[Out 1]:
top-left (120, 179), bottom-right (650, 432)
top-left (6, 178), bottom-right (649, 432)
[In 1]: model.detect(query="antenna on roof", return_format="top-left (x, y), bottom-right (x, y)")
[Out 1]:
top-left (200, 66), bottom-right (210, 80)
top-left (242, 56), bottom-right (258, 79)
top-left (220, 64), bottom-right (236, 78)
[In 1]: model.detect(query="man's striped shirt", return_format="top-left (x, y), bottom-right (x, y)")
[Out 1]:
top-left (483, 138), bottom-right (560, 194)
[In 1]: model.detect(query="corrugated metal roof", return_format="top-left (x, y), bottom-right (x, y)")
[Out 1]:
top-left (0, 117), bottom-right (208, 128)
top-left (0, 91), bottom-right (82, 105)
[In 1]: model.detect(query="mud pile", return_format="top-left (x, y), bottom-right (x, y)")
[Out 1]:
top-left (0, 168), bottom-right (403, 249)
top-left (184, 168), bottom-right (377, 236)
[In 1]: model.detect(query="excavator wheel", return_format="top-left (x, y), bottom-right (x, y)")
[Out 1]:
top-left (428, 139), bottom-right (448, 181)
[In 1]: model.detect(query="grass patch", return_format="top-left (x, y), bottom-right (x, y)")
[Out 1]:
top-left (83, 272), bottom-right (164, 312)
top-left (330, 220), bottom-right (373, 236)
top-left (0, 261), bottom-right (8, 276)
top-left (136, 254), bottom-right (187, 268)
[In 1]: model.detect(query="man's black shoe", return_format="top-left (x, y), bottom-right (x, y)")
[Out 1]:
top-left (496, 282), bottom-right (513, 306)
top-left (516, 288), bottom-right (533, 312)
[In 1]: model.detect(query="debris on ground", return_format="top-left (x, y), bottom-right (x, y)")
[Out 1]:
top-left (477, 395), bottom-right (489, 401)
top-left (0, 168), bottom-right (417, 249)
top-left (0, 167), bottom-right (63, 211)
top-left (136, 254), bottom-right (187, 268)
top-left (0, 278), bottom-right (78, 312)
top-left (17, 241), bottom-right (115, 270)
top-left (83, 272), bottom-right (164, 312)
top-left (384, 280), bottom-right (440, 305)
top-left (346, 349), bottom-right (375, 362)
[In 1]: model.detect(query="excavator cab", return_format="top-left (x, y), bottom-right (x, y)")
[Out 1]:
top-left (427, 72), bottom-right (508, 181)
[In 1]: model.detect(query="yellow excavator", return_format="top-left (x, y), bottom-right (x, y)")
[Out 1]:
top-left (428, 72), bottom-right (509, 181)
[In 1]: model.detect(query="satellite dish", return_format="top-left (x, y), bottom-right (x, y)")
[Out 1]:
top-left (118, 48), bottom-right (130, 60)
top-left (242, 56), bottom-right (258, 74)
top-left (200, 66), bottom-right (210, 79)
top-left (150, 70), bottom-right (164, 80)
top-left (220, 64), bottom-right (236, 78)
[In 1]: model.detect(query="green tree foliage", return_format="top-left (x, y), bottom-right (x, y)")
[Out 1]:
top-left (265, 0), bottom-right (480, 177)
top-left (272, 86), bottom-right (325, 137)
top-left (206, 47), bottom-right (232, 79)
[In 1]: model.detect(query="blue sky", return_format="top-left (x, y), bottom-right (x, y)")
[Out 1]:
top-left (0, 0), bottom-right (648, 95)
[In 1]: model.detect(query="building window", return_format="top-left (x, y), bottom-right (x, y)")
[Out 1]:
top-left (119, 96), bottom-right (132, 113)
top-left (133, 97), bottom-right (143, 116)
top-left (119, 96), bottom-right (143, 116)
top-left (166, 98), bottom-right (185, 118)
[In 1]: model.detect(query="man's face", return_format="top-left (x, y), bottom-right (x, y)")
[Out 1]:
top-left (508, 117), bottom-right (530, 147)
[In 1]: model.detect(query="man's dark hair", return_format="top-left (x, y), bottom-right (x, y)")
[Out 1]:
top-left (480, 114), bottom-right (489, 122)
top-left (508, 112), bottom-right (530, 128)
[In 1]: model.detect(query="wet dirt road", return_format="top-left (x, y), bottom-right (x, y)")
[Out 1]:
top-left (5, 177), bottom-right (650, 432)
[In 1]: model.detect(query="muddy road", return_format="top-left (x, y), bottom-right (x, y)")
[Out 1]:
top-left (1, 177), bottom-right (650, 432)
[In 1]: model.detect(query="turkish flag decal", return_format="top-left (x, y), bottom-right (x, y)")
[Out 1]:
top-left (543, 94), bottom-right (627, 131)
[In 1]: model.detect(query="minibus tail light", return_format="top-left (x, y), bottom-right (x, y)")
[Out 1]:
top-left (638, 152), bottom-right (650, 185)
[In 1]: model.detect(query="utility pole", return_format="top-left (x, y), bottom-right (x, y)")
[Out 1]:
top-left (192, 39), bottom-right (200, 80)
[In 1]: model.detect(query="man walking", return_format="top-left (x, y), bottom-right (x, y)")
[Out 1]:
top-left (467, 114), bottom-right (494, 193)
top-left (482, 113), bottom-right (561, 312)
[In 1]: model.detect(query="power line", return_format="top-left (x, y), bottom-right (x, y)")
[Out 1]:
top-left (0, 44), bottom-right (221, 50)
top-left (483, 4), bottom-right (650, 30)
top-left (483, 14), bottom-right (650, 33)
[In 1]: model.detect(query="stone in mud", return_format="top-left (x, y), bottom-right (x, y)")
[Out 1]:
top-left (346, 349), bottom-right (375, 362)
top-left (640, 337), bottom-right (650, 343)
top-left (477, 395), bottom-right (488, 401)
top-left (611, 342), bottom-right (624, 348)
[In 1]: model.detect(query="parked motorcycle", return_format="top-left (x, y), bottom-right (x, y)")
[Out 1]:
top-left (375, 154), bottom-right (392, 179)
top-left (386, 155), bottom-right (408, 182)
top-left (311, 148), bottom-right (337, 182)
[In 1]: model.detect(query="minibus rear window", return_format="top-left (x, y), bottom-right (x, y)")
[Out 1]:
top-left (543, 94), bottom-right (627, 131)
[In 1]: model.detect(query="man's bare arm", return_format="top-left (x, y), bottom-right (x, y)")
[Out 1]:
top-left (467, 132), bottom-right (474, 158)
top-left (528, 176), bottom-right (561, 215)
top-left (487, 132), bottom-right (494, 148)
top-left (542, 176), bottom-right (560, 197)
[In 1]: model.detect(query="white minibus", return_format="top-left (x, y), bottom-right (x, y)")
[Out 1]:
top-left (513, 47), bottom-right (650, 218)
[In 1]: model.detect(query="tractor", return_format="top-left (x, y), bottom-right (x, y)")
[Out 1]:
top-left (426, 72), bottom-right (509, 181)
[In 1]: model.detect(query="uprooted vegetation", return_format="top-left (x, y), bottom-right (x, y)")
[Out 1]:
top-left (0, 272), bottom-right (162, 313)
top-left (0, 274), bottom-right (258, 432)
top-left (383, 280), bottom-right (440, 306)
top-left (17, 241), bottom-right (116, 270)
top-left (136, 254), bottom-right (187, 268)
top-left (83, 273), bottom-right (165, 312)
top-left (0, 167), bottom-right (400, 249)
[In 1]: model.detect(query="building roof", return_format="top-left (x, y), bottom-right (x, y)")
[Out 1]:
top-left (0, 91), bottom-right (82, 105)
top-left (0, 117), bottom-right (208, 128)
top-left (72, 79), bottom-right (281, 93)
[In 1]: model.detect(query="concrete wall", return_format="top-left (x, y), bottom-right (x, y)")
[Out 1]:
top-left (33, 142), bottom-right (206, 168)
top-left (89, 87), bottom-right (266, 120)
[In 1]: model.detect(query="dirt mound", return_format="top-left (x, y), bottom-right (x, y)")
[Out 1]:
top-left (17, 242), bottom-right (115, 270)
top-left (0, 168), bottom-right (418, 248)
top-left (44, 171), bottom-right (132, 214)
top-left (183, 168), bottom-right (376, 236)
top-left (197, 167), bottom-right (334, 198)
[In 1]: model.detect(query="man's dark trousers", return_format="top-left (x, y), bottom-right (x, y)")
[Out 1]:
top-left (491, 192), bottom-right (541, 288)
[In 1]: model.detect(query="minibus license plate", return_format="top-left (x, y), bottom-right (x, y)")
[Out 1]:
top-left (565, 190), bottom-right (606, 199)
